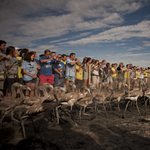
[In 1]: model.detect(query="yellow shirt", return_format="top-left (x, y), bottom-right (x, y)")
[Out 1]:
top-left (17, 56), bottom-right (23, 78)
top-left (76, 65), bottom-right (83, 80)
top-left (124, 70), bottom-right (130, 78)
top-left (144, 70), bottom-right (148, 78)
top-left (136, 71), bottom-right (140, 79)
top-left (61, 60), bottom-right (66, 65)
top-left (111, 67), bottom-right (117, 77)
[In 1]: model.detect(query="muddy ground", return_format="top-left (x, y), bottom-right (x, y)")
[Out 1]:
top-left (1, 98), bottom-right (150, 150)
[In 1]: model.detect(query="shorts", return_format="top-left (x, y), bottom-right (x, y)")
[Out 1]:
top-left (18, 78), bottom-right (24, 85)
top-left (75, 79), bottom-right (83, 89)
top-left (118, 74), bottom-right (124, 82)
top-left (54, 74), bottom-right (64, 87)
top-left (39, 75), bottom-right (54, 85)
top-left (65, 76), bottom-right (75, 80)
top-left (106, 77), bottom-right (113, 83)
top-left (7, 78), bottom-right (18, 93)
top-left (24, 78), bottom-right (37, 84)
top-left (0, 80), bottom-right (5, 90)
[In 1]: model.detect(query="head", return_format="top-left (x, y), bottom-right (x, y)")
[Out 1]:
top-left (66, 55), bottom-right (69, 59)
top-left (114, 63), bottom-right (118, 68)
top-left (70, 53), bottom-right (75, 60)
top-left (61, 54), bottom-right (67, 61)
top-left (91, 59), bottom-right (95, 64)
top-left (126, 64), bottom-right (129, 69)
top-left (95, 60), bottom-right (99, 64)
top-left (77, 60), bottom-right (82, 66)
top-left (119, 62), bottom-right (123, 67)
top-left (30, 51), bottom-right (37, 59)
top-left (24, 52), bottom-right (35, 62)
top-left (51, 52), bottom-right (56, 59)
top-left (106, 62), bottom-right (110, 68)
top-left (102, 60), bottom-right (106, 65)
top-left (83, 57), bottom-right (87, 63)
top-left (20, 48), bottom-right (29, 57)
top-left (44, 49), bottom-right (51, 58)
top-left (86, 57), bottom-right (91, 64)
top-left (6, 46), bottom-right (15, 55)
top-left (57, 54), bottom-right (61, 58)
top-left (0, 40), bottom-right (6, 52)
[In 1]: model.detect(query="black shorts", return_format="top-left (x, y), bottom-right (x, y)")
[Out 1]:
top-left (75, 79), bottom-right (83, 89)
top-left (7, 78), bottom-right (18, 93)
top-left (24, 78), bottom-right (37, 84)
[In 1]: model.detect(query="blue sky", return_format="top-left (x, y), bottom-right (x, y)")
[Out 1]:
top-left (1, 0), bottom-right (150, 67)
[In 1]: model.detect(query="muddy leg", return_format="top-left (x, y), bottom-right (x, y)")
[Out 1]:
top-left (103, 102), bottom-right (107, 117)
top-left (123, 100), bottom-right (130, 117)
top-left (136, 100), bottom-right (141, 115)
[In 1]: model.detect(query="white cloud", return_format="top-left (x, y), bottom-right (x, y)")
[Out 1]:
top-left (65, 20), bottom-right (150, 45)
top-left (143, 41), bottom-right (150, 47)
top-left (116, 43), bottom-right (126, 46)
top-left (127, 46), bottom-right (143, 51)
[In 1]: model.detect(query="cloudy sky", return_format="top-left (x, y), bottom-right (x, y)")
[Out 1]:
top-left (1, 0), bottom-right (150, 67)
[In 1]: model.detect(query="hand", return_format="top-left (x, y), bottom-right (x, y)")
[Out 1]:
top-left (32, 74), bottom-right (36, 78)
top-left (5, 56), bottom-right (10, 59)
top-left (59, 73), bottom-right (63, 78)
top-left (76, 58), bottom-right (79, 62)
top-left (58, 68), bottom-right (62, 71)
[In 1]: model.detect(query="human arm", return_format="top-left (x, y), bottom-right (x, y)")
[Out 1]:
top-left (68, 58), bottom-right (79, 66)
top-left (54, 68), bottom-right (63, 78)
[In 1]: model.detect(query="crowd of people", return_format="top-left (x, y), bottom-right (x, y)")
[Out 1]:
top-left (0, 40), bottom-right (150, 98)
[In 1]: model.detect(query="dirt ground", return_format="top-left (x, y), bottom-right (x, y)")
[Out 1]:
top-left (1, 98), bottom-right (150, 150)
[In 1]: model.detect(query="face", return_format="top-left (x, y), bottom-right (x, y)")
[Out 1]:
top-left (57, 54), bottom-right (61, 58)
top-left (45, 52), bottom-right (50, 58)
top-left (31, 54), bottom-right (35, 61)
top-left (34, 53), bottom-right (37, 59)
top-left (0, 43), bottom-right (6, 51)
top-left (51, 53), bottom-right (56, 58)
top-left (62, 56), bottom-right (66, 60)
top-left (71, 54), bottom-right (75, 60)
top-left (102, 60), bottom-right (106, 65)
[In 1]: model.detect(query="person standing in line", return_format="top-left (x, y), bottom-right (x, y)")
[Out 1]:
top-left (0, 40), bottom-right (8, 95)
top-left (53, 56), bottom-right (65, 87)
top-left (75, 60), bottom-right (83, 92)
top-left (83, 57), bottom-right (91, 87)
top-left (5, 46), bottom-right (19, 97)
top-left (104, 62), bottom-right (113, 89)
top-left (91, 60), bottom-right (101, 89)
top-left (39, 49), bottom-right (56, 87)
top-left (21, 52), bottom-right (38, 96)
top-left (111, 63), bottom-right (118, 90)
top-left (65, 53), bottom-right (79, 91)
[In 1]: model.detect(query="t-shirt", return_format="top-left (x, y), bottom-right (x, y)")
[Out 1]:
top-left (104, 67), bottom-right (111, 77)
top-left (76, 64), bottom-right (83, 80)
top-left (61, 60), bottom-right (66, 65)
top-left (124, 70), bottom-right (130, 78)
top-left (21, 61), bottom-right (37, 81)
top-left (136, 71), bottom-right (140, 79)
top-left (92, 64), bottom-right (99, 76)
top-left (111, 67), bottom-right (117, 77)
top-left (144, 70), bottom-right (148, 78)
top-left (5, 55), bottom-right (18, 79)
top-left (53, 61), bottom-right (65, 75)
top-left (17, 56), bottom-right (23, 78)
top-left (40, 56), bottom-right (56, 76)
top-left (0, 52), bottom-right (6, 72)
top-left (66, 58), bottom-right (75, 77)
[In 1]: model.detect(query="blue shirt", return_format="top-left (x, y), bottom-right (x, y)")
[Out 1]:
top-left (40, 56), bottom-right (56, 76)
top-left (21, 61), bottom-right (37, 81)
top-left (66, 58), bottom-right (75, 77)
top-left (53, 61), bottom-right (65, 75)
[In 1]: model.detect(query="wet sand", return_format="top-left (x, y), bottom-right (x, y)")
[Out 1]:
top-left (1, 98), bottom-right (150, 150)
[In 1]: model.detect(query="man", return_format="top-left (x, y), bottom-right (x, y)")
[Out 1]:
top-left (65, 53), bottom-right (79, 91)
top-left (53, 56), bottom-right (65, 87)
top-left (50, 52), bottom-right (56, 60)
top-left (0, 40), bottom-right (8, 94)
top-left (39, 49), bottom-right (56, 86)
top-left (123, 64), bottom-right (130, 89)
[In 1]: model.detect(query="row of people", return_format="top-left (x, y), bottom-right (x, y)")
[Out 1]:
top-left (0, 40), bottom-right (150, 97)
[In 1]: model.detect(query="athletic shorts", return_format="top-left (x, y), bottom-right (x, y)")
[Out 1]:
top-left (39, 75), bottom-right (54, 85)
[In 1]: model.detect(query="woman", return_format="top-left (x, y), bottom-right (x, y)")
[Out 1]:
top-left (117, 62), bottom-right (125, 90)
top-left (104, 62), bottom-right (113, 88)
top-left (21, 52), bottom-right (38, 96)
top-left (83, 57), bottom-right (91, 86)
top-left (5, 46), bottom-right (19, 97)
top-left (91, 60), bottom-right (100, 88)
